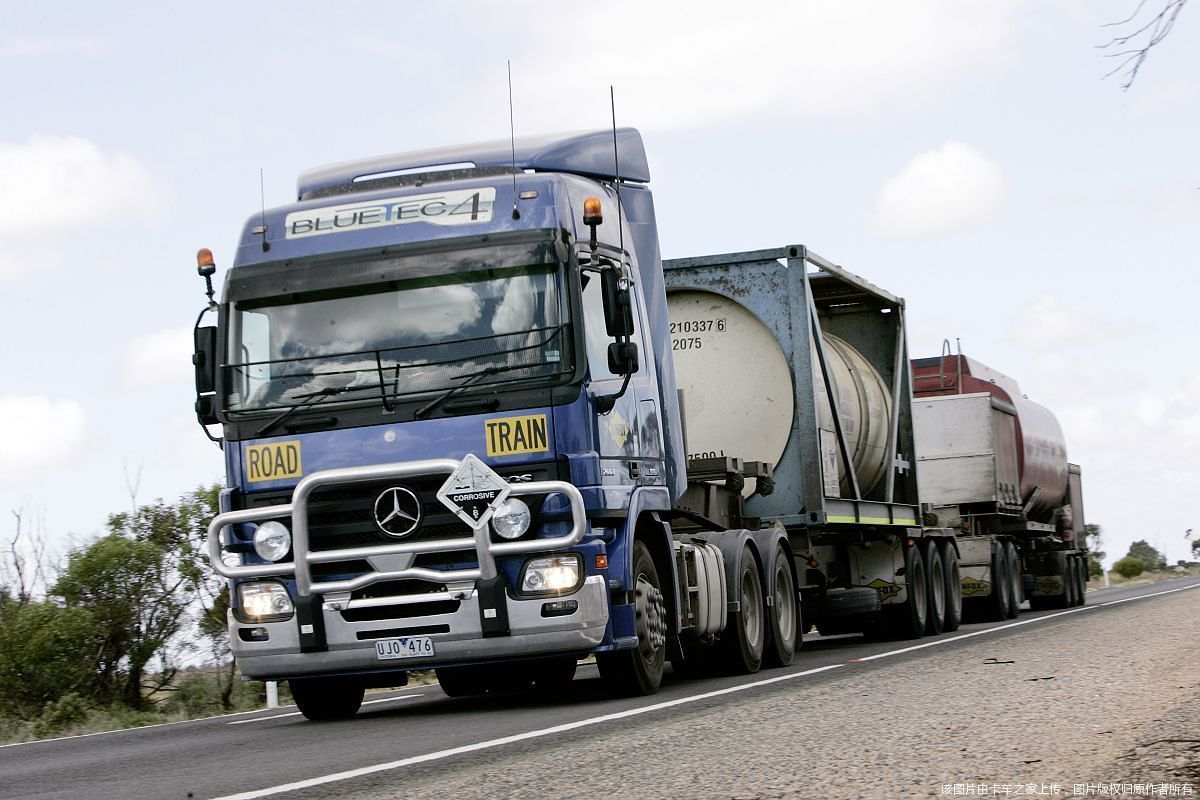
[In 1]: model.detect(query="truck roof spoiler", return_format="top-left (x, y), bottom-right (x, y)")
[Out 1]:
top-left (297, 128), bottom-right (650, 200)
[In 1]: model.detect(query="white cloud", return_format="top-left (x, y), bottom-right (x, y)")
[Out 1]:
top-left (0, 396), bottom-right (86, 481)
top-left (0, 135), bottom-right (163, 237)
top-left (123, 327), bottom-right (195, 388)
top-left (1008, 294), bottom-right (1126, 349)
top-left (406, 1), bottom-right (1026, 132)
top-left (871, 142), bottom-right (1006, 236)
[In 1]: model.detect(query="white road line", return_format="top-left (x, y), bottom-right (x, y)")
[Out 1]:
top-left (0, 706), bottom-right (284, 750)
top-left (227, 693), bottom-right (422, 725)
top-left (848, 580), bottom-right (1200, 663)
top-left (207, 663), bottom-right (847, 800)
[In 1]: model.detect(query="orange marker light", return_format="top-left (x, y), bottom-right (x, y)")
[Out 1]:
top-left (595, 554), bottom-right (608, 570)
top-left (583, 196), bottom-right (603, 226)
top-left (197, 248), bottom-right (215, 268)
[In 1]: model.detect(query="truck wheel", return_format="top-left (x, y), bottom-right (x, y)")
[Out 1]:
top-left (764, 543), bottom-right (799, 667)
top-left (983, 540), bottom-right (1011, 621)
top-left (1080, 556), bottom-right (1089, 606)
top-left (597, 540), bottom-right (666, 695)
top-left (1004, 540), bottom-right (1021, 619)
top-left (289, 678), bottom-right (364, 721)
top-left (719, 543), bottom-right (765, 674)
top-left (939, 540), bottom-right (962, 632)
top-left (885, 542), bottom-right (928, 639)
top-left (1067, 556), bottom-right (1081, 607)
top-left (923, 541), bottom-right (946, 635)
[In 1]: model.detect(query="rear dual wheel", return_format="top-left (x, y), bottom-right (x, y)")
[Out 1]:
top-left (765, 543), bottom-right (799, 667)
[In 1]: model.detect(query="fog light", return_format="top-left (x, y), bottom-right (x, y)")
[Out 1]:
top-left (541, 599), bottom-right (579, 617)
top-left (253, 520), bottom-right (292, 562)
top-left (237, 581), bottom-right (294, 622)
top-left (521, 555), bottom-right (582, 595)
top-left (491, 498), bottom-right (531, 540)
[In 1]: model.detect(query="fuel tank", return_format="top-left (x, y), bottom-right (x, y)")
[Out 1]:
top-left (912, 354), bottom-right (1068, 517)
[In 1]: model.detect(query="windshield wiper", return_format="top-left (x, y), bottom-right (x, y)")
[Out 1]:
top-left (414, 362), bottom-right (536, 420)
top-left (256, 386), bottom-right (346, 437)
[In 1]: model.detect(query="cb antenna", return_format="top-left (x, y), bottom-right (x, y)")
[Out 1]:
top-left (257, 168), bottom-right (270, 252)
top-left (508, 60), bottom-right (520, 221)
top-left (610, 86), bottom-right (625, 282)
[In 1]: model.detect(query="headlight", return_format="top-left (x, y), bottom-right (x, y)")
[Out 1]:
top-left (520, 554), bottom-right (582, 595)
top-left (253, 520), bottom-right (292, 562)
top-left (491, 498), bottom-right (531, 540)
top-left (237, 581), bottom-right (294, 622)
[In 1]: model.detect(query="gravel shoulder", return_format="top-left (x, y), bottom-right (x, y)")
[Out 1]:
top-left (298, 585), bottom-right (1200, 800)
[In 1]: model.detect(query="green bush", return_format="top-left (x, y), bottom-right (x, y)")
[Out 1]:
top-left (1113, 556), bottom-right (1145, 579)
top-left (32, 693), bottom-right (91, 738)
top-left (1088, 558), bottom-right (1103, 578)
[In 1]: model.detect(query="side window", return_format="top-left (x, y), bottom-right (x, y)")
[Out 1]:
top-left (580, 271), bottom-right (643, 378)
top-left (230, 310), bottom-right (272, 404)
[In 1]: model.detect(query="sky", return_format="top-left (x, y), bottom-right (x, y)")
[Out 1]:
top-left (1, 1), bottom-right (1196, 572)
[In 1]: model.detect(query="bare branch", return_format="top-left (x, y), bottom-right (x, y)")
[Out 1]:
top-left (1098, 0), bottom-right (1189, 89)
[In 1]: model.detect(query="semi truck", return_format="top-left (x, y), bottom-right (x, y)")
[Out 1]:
top-left (193, 128), bottom-right (1086, 720)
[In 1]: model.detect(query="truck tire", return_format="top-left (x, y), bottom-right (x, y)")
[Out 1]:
top-left (939, 539), bottom-right (962, 632)
top-left (764, 543), bottom-right (799, 667)
top-left (718, 543), bottom-right (766, 674)
top-left (597, 540), bottom-right (666, 695)
top-left (1004, 540), bottom-right (1021, 619)
top-left (885, 542), bottom-right (928, 640)
top-left (985, 540), bottom-right (1011, 622)
top-left (1075, 556), bottom-right (1084, 606)
top-left (923, 540), bottom-right (946, 635)
top-left (289, 677), bottom-right (364, 721)
top-left (1080, 556), bottom-right (1089, 606)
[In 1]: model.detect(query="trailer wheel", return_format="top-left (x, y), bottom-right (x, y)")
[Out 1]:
top-left (939, 540), bottom-right (962, 632)
top-left (597, 540), bottom-right (666, 695)
top-left (1076, 557), bottom-right (1089, 607)
top-left (764, 543), bottom-right (799, 667)
top-left (1004, 540), bottom-right (1021, 618)
top-left (289, 678), bottom-right (364, 721)
top-left (719, 543), bottom-right (766, 674)
top-left (923, 541), bottom-right (946, 635)
top-left (984, 540), bottom-right (1011, 621)
top-left (885, 542), bottom-right (928, 640)
top-left (1067, 556), bottom-right (1082, 607)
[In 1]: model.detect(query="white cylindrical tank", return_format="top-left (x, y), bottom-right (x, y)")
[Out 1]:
top-left (666, 289), bottom-right (892, 498)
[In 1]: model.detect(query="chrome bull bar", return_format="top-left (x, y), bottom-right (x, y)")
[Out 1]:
top-left (206, 458), bottom-right (587, 598)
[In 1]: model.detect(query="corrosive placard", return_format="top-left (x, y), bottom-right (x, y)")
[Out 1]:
top-left (436, 453), bottom-right (511, 529)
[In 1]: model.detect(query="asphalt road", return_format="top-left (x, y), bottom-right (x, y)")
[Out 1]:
top-left (2, 577), bottom-right (1197, 800)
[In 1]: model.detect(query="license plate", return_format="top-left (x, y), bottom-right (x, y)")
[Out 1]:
top-left (375, 636), bottom-right (435, 661)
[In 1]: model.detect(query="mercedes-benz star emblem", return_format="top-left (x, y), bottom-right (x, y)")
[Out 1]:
top-left (373, 486), bottom-right (422, 538)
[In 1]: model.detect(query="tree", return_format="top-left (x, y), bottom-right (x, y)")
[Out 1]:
top-left (0, 601), bottom-right (102, 719)
top-left (1126, 539), bottom-right (1167, 571)
top-left (1084, 523), bottom-right (1106, 577)
top-left (1100, 0), bottom-right (1190, 89)
top-left (1114, 556), bottom-right (1146, 578)
top-left (53, 533), bottom-right (190, 708)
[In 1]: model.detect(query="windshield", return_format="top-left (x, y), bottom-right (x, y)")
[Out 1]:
top-left (224, 264), bottom-right (571, 413)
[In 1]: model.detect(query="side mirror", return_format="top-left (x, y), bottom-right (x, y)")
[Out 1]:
top-left (607, 341), bottom-right (639, 376)
top-left (193, 326), bottom-right (217, 394)
top-left (194, 326), bottom-right (219, 426)
top-left (601, 269), bottom-right (635, 337)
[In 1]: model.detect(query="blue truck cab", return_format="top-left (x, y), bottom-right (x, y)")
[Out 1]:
top-left (195, 130), bottom-right (694, 716)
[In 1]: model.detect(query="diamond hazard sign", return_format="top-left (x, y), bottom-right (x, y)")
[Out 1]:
top-left (436, 453), bottom-right (512, 529)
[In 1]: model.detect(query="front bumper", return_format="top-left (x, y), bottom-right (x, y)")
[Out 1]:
top-left (232, 574), bottom-right (608, 680)
top-left (208, 457), bottom-right (605, 680)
